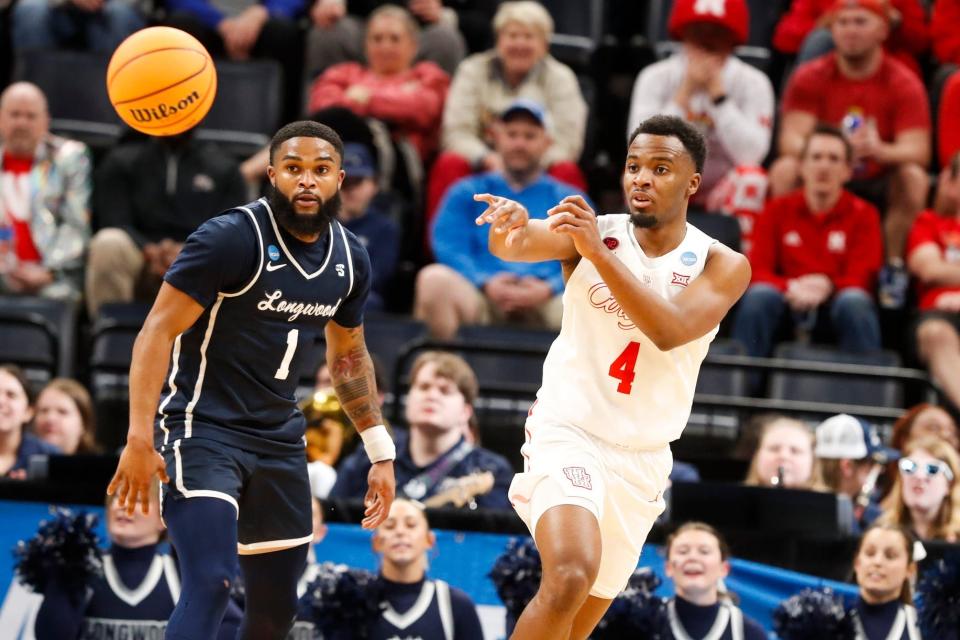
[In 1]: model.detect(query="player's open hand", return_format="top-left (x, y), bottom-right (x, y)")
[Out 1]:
top-left (107, 436), bottom-right (169, 516)
top-left (547, 196), bottom-right (604, 262)
top-left (474, 194), bottom-right (529, 247)
top-left (363, 460), bottom-right (396, 529)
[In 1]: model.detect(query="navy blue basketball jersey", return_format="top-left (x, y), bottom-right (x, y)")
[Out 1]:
top-left (156, 198), bottom-right (371, 454)
top-left (79, 552), bottom-right (179, 639)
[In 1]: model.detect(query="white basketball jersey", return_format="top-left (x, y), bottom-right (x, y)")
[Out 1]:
top-left (531, 214), bottom-right (718, 450)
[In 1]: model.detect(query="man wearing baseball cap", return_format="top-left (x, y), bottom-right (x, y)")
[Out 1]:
top-left (772, 0), bottom-right (930, 310)
top-left (816, 413), bottom-right (900, 530)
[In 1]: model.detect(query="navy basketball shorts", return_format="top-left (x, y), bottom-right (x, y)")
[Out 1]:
top-left (160, 437), bottom-right (313, 554)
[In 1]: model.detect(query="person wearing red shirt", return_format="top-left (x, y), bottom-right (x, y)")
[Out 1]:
top-left (769, 0), bottom-right (930, 282)
top-left (732, 125), bottom-right (883, 362)
top-left (931, 0), bottom-right (960, 66)
top-left (773, 0), bottom-right (928, 76)
top-left (938, 71), bottom-right (960, 171)
top-left (906, 152), bottom-right (960, 411)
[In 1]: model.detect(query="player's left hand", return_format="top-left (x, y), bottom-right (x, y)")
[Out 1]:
top-left (547, 195), bottom-right (604, 262)
top-left (363, 460), bottom-right (395, 529)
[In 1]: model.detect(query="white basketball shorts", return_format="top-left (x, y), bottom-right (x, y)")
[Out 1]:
top-left (508, 418), bottom-right (671, 599)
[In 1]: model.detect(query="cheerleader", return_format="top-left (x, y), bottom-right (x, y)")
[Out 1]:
top-left (664, 522), bottom-right (767, 640)
top-left (362, 499), bottom-right (484, 640)
top-left (850, 523), bottom-right (922, 640)
top-left (33, 485), bottom-right (239, 640)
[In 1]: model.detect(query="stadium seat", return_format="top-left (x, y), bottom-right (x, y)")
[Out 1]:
top-left (767, 342), bottom-right (904, 416)
top-left (541, 0), bottom-right (605, 72)
top-left (688, 338), bottom-right (748, 438)
top-left (645, 0), bottom-right (792, 73)
top-left (688, 211), bottom-right (742, 253)
top-left (193, 59), bottom-right (283, 159)
top-left (13, 50), bottom-right (122, 150)
top-left (0, 295), bottom-right (77, 386)
top-left (89, 303), bottom-right (149, 450)
top-left (362, 313), bottom-right (427, 392)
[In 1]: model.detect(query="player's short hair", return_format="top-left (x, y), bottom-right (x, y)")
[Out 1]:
top-left (493, 1), bottom-right (554, 41)
top-left (368, 4), bottom-right (420, 39)
top-left (409, 351), bottom-right (478, 407)
top-left (628, 115), bottom-right (706, 174)
top-left (801, 123), bottom-right (854, 163)
top-left (270, 120), bottom-right (344, 165)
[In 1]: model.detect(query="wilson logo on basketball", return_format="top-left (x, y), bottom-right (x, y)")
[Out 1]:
top-left (603, 237), bottom-right (619, 250)
top-left (563, 467), bottom-right (592, 490)
top-left (128, 90), bottom-right (201, 123)
top-left (588, 283), bottom-right (636, 331)
top-left (671, 272), bottom-right (690, 287)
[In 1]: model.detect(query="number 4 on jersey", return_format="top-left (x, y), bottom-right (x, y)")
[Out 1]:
top-left (608, 341), bottom-right (640, 394)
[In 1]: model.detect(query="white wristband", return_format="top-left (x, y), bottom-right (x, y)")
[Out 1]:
top-left (360, 425), bottom-right (396, 463)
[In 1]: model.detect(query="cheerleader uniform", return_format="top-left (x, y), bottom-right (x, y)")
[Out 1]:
top-left (667, 595), bottom-right (767, 640)
top-left (366, 577), bottom-right (483, 640)
top-left (852, 598), bottom-right (922, 640)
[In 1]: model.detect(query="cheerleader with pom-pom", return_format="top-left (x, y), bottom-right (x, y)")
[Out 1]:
top-left (663, 522), bottom-right (766, 640)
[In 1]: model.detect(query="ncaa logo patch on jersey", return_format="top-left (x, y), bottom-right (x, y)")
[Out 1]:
top-left (680, 251), bottom-right (697, 266)
top-left (267, 244), bottom-right (281, 261)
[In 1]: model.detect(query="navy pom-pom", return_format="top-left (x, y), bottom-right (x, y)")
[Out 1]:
top-left (595, 568), bottom-right (670, 639)
top-left (305, 562), bottom-right (383, 638)
top-left (13, 508), bottom-right (102, 595)
top-left (489, 537), bottom-right (542, 622)
top-left (773, 588), bottom-right (854, 640)
top-left (916, 554), bottom-right (960, 640)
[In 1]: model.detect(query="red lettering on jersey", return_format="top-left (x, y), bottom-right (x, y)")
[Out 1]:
top-left (603, 237), bottom-right (619, 250)
top-left (588, 283), bottom-right (636, 331)
top-left (671, 272), bottom-right (690, 287)
top-left (563, 467), bottom-right (593, 490)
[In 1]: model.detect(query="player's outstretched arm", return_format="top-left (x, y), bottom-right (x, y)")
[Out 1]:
top-left (325, 321), bottom-right (396, 529)
top-left (474, 193), bottom-right (580, 263)
top-left (108, 283), bottom-right (206, 515)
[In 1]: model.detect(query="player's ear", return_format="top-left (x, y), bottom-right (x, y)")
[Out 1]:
top-left (267, 164), bottom-right (277, 187)
top-left (426, 530), bottom-right (436, 550)
top-left (686, 172), bottom-right (702, 199)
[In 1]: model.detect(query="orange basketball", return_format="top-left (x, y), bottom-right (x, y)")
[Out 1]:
top-left (107, 27), bottom-right (217, 136)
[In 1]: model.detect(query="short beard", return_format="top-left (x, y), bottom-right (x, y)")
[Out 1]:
top-left (630, 212), bottom-right (658, 228)
top-left (268, 185), bottom-right (341, 238)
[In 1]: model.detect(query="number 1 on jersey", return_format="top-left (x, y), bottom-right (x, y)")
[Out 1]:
top-left (609, 341), bottom-right (640, 394)
top-left (275, 329), bottom-right (299, 380)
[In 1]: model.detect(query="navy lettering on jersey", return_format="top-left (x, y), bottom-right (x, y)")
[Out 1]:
top-left (157, 198), bottom-right (372, 454)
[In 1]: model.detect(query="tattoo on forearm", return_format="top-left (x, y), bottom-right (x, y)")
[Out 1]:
top-left (330, 343), bottom-right (382, 428)
top-left (334, 377), bottom-right (369, 403)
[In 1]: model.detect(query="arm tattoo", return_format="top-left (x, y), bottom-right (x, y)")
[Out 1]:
top-left (329, 341), bottom-right (383, 430)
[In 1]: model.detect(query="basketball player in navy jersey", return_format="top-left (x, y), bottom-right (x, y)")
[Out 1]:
top-left (107, 120), bottom-right (396, 640)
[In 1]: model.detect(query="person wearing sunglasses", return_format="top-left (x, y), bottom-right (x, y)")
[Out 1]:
top-left (878, 435), bottom-right (960, 542)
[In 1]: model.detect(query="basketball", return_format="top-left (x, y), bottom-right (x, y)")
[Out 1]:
top-left (107, 27), bottom-right (217, 136)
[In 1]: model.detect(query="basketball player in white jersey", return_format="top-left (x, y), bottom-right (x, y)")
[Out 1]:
top-left (475, 115), bottom-right (751, 640)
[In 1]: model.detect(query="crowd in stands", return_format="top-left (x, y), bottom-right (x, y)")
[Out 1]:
top-left (4, 0), bottom-right (960, 636)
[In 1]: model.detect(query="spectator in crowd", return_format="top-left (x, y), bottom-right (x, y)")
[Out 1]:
top-left (773, 0), bottom-right (929, 76)
top-left (937, 70), bottom-right (960, 170)
top-left (34, 485), bottom-right (241, 639)
top-left (164, 0), bottom-right (306, 120)
top-left (848, 523), bottom-right (923, 639)
top-left (307, 5), bottom-right (450, 162)
top-left (0, 82), bottom-right (91, 303)
top-left (731, 125), bottom-right (883, 360)
top-left (878, 435), bottom-right (960, 542)
top-left (744, 416), bottom-right (826, 490)
top-left (890, 403), bottom-right (959, 453)
top-left (663, 522), bottom-right (767, 640)
top-left (305, 0), bottom-right (465, 78)
top-left (11, 0), bottom-right (144, 53)
top-left (426, 0), bottom-right (587, 220)
top-left (331, 351), bottom-right (514, 510)
top-left (86, 131), bottom-right (246, 318)
top-left (770, 0), bottom-right (930, 296)
top-left (0, 364), bottom-right (58, 480)
top-left (815, 414), bottom-right (899, 531)
top-left (32, 378), bottom-right (99, 455)
top-left (931, 0), bottom-right (960, 65)
top-left (337, 143), bottom-right (400, 311)
top-left (626, 0), bottom-right (774, 210)
top-left (906, 153), bottom-right (960, 414)
top-left (416, 99), bottom-right (586, 339)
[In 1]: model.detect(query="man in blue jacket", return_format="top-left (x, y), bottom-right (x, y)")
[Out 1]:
top-left (415, 99), bottom-right (591, 339)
